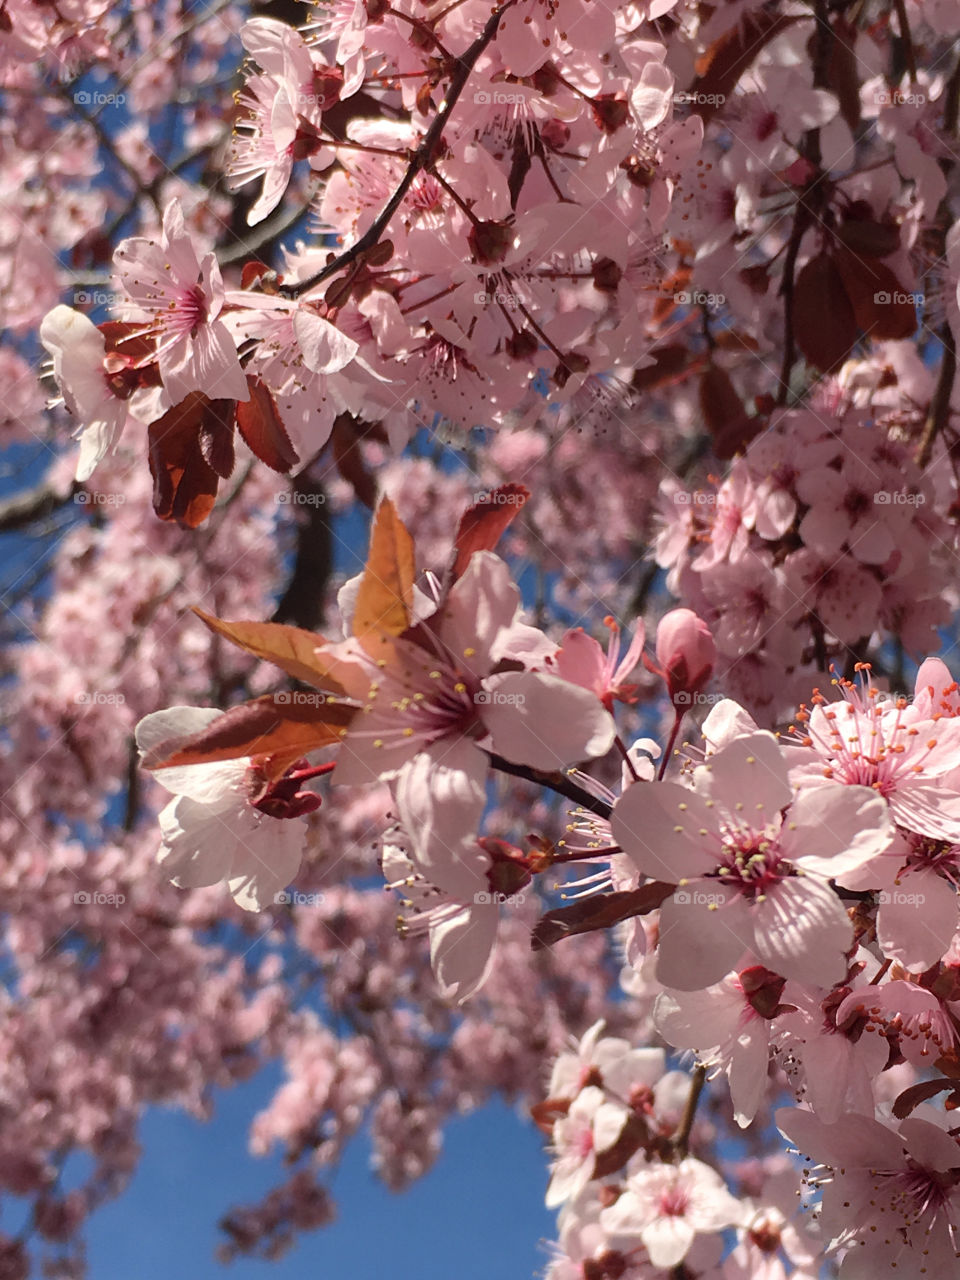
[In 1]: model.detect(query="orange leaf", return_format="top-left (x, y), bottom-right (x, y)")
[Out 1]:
top-left (143, 694), bottom-right (356, 775)
top-left (192, 609), bottom-right (352, 694)
top-left (352, 497), bottom-right (416, 642)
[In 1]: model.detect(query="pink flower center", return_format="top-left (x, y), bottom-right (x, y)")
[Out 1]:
top-left (658, 1186), bottom-right (689, 1217)
top-left (168, 283), bottom-right (208, 338)
top-left (717, 834), bottom-right (786, 898)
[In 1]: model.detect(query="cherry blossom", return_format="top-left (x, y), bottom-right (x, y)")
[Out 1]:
top-left (135, 707), bottom-right (317, 910)
top-left (599, 1157), bottom-right (742, 1268)
top-left (612, 731), bottom-right (894, 989)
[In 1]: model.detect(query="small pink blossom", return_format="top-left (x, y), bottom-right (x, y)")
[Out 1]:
top-left (135, 706), bottom-right (315, 911)
top-left (599, 1157), bottom-right (741, 1268)
top-left (113, 200), bottom-right (249, 405)
top-left (613, 732), bottom-right (893, 990)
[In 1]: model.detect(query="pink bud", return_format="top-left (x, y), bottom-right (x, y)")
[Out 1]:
top-left (655, 608), bottom-right (716, 706)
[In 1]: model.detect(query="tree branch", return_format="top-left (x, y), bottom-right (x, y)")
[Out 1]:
top-left (278, 0), bottom-right (518, 299)
top-left (487, 753), bottom-right (613, 818)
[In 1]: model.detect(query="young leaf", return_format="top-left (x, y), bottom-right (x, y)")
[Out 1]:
top-left (142, 694), bottom-right (356, 775)
top-left (531, 882), bottom-right (675, 950)
top-left (352, 497), bottom-right (416, 641)
top-left (148, 394), bottom-right (231, 528)
top-left (192, 609), bottom-right (352, 694)
top-left (452, 484), bottom-right (530, 580)
top-left (236, 376), bottom-right (299, 473)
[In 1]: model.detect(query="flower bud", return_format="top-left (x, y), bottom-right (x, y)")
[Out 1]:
top-left (655, 608), bottom-right (716, 706)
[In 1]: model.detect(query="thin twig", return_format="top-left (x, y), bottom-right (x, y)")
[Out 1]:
top-left (278, 0), bottom-right (517, 299)
top-left (671, 1064), bottom-right (707, 1160)
top-left (487, 753), bottom-right (613, 819)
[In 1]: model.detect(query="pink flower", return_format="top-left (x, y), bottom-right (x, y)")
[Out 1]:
top-left (227, 19), bottom-right (336, 226)
top-left (655, 966), bottom-right (787, 1128)
top-left (777, 1107), bottom-right (960, 1275)
top-left (39, 305), bottom-right (128, 481)
top-left (550, 616), bottom-right (645, 711)
top-left (135, 706), bottom-right (316, 911)
top-left (333, 552), bottom-right (616, 897)
top-left (790, 667), bottom-right (960, 842)
top-left (549, 1021), bottom-right (666, 1101)
top-left (599, 1157), bottom-right (741, 1268)
top-left (381, 833), bottom-right (498, 1004)
top-left (612, 732), bottom-right (894, 989)
top-left (775, 977), bottom-right (890, 1124)
top-left (546, 1085), bottom-right (630, 1208)
top-left (113, 200), bottom-right (249, 405)
top-left (840, 829), bottom-right (960, 970)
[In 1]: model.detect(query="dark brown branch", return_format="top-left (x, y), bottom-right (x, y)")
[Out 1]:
top-left (0, 480), bottom-right (79, 532)
top-left (671, 1064), bottom-right (707, 1160)
top-left (916, 325), bottom-right (956, 468)
top-left (278, 0), bottom-right (517, 299)
top-left (487, 753), bottom-right (613, 818)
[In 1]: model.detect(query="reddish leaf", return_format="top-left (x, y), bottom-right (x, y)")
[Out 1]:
top-left (236, 376), bottom-right (299, 473)
top-left (240, 260), bottom-right (273, 290)
top-left (892, 1076), bottom-right (957, 1120)
top-left (198, 398), bottom-right (237, 479)
top-left (192, 609), bottom-right (352, 694)
top-left (353, 497), bottom-right (416, 642)
top-left (835, 219), bottom-right (900, 259)
top-left (331, 415), bottom-right (378, 509)
top-left (631, 344), bottom-right (696, 391)
top-left (530, 1099), bottom-right (570, 1134)
top-left (452, 484), bottom-right (530, 579)
top-left (690, 12), bottom-right (800, 120)
top-left (699, 364), bottom-right (759, 459)
top-left (792, 253), bottom-right (858, 372)
top-left (143, 694), bottom-right (356, 775)
top-left (147, 394), bottom-right (230, 528)
top-left (98, 321), bottom-right (159, 367)
top-left (833, 247), bottom-right (918, 341)
top-left (825, 16), bottom-right (861, 132)
top-left (531, 882), bottom-right (675, 951)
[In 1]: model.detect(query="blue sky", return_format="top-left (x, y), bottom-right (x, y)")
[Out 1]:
top-left (84, 1073), bottom-right (557, 1280)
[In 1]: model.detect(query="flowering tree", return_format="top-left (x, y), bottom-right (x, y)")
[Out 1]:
top-left (5, 0), bottom-right (960, 1275)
